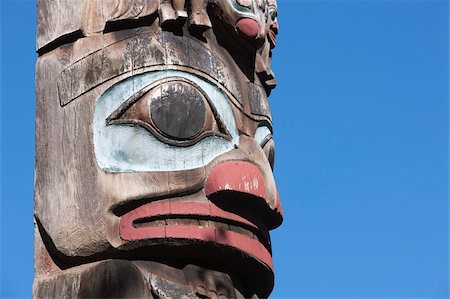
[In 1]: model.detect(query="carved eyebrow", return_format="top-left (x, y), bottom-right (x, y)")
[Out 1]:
top-left (57, 33), bottom-right (240, 108)
top-left (57, 44), bottom-right (127, 107)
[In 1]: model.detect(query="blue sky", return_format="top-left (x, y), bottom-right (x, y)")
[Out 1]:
top-left (1, 0), bottom-right (449, 298)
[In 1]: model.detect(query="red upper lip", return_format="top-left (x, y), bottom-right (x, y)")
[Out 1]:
top-left (120, 201), bottom-right (265, 238)
top-left (117, 161), bottom-right (282, 272)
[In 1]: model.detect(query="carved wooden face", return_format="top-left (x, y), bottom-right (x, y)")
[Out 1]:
top-left (95, 65), bottom-right (283, 286)
top-left (267, 0), bottom-right (279, 49)
top-left (35, 0), bottom-right (281, 296)
top-left (210, 0), bottom-right (273, 51)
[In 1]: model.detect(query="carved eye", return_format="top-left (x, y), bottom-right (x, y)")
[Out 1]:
top-left (254, 125), bottom-right (275, 170)
top-left (270, 9), bottom-right (278, 22)
top-left (107, 78), bottom-right (231, 147)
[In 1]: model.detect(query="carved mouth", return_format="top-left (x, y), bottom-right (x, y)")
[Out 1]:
top-left (119, 201), bottom-right (273, 271)
top-left (133, 217), bottom-right (269, 247)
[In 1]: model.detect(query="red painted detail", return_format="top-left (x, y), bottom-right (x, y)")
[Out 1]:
top-left (120, 201), bottom-right (170, 240)
top-left (119, 201), bottom-right (274, 271)
top-left (205, 161), bottom-right (267, 199)
top-left (167, 225), bottom-right (273, 271)
top-left (236, 18), bottom-right (260, 39)
top-left (208, 204), bottom-right (258, 229)
top-left (214, 229), bottom-right (269, 268)
top-left (120, 202), bottom-right (261, 241)
top-left (120, 224), bottom-right (273, 271)
top-left (120, 223), bottom-right (166, 241)
top-left (169, 202), bottom-right (210, 216)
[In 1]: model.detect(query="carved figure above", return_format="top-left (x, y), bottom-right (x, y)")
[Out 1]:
top-left (34, 0), bottom-right (282, 298)
top-left (38, 0), bottom-right (279, 92)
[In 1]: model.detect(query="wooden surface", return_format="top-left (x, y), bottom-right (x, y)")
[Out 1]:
top-left (34, 0), bottom-right (281, 297)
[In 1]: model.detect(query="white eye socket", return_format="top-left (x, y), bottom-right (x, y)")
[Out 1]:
top-left (106, 78), bottom-right (231, 147)
top-left (94, 70), bottom-right (239, 172)
top-left (254, 125), bottom-right (275, 170)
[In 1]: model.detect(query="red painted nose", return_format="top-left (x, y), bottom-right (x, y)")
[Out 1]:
top-left (205, 161), bottom-right (267, 199)
top-left (205, 161), bottom-right (283, 229)
top-left (236, 18), bottom-right (260, 39)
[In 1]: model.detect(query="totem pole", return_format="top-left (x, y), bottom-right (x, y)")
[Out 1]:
top-left (34, 0), bottom-right (282, 298)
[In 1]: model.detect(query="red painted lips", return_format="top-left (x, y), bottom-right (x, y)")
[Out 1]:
top-left (120, 201), bottom-right (273, 270)
top-left (119, 161), bottom-right (282, 271)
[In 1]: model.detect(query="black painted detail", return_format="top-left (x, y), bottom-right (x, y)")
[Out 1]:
top-left (262, 138), bottom-right (275, 171)
top-left (151, 82), bottom-right (206, 140)
top-left (107, 77), bottom-right (232, 147)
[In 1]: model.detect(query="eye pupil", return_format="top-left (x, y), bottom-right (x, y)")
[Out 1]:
top-left (270, 10), bottom-right (277, 21)
top-left (107, 77), bottom-right (231, 147)
top-left (151, 82), bottom-right (206, 140)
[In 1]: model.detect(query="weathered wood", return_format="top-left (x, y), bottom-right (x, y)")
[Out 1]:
top-left (35, 0), bottom-right (282, 298)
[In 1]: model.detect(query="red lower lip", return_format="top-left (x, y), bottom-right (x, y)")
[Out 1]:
top-left (119, 201), bottom-right (273, 271)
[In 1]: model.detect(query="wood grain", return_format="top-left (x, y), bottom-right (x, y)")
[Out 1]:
top-left (35, 0), bottom-right (281, 297)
